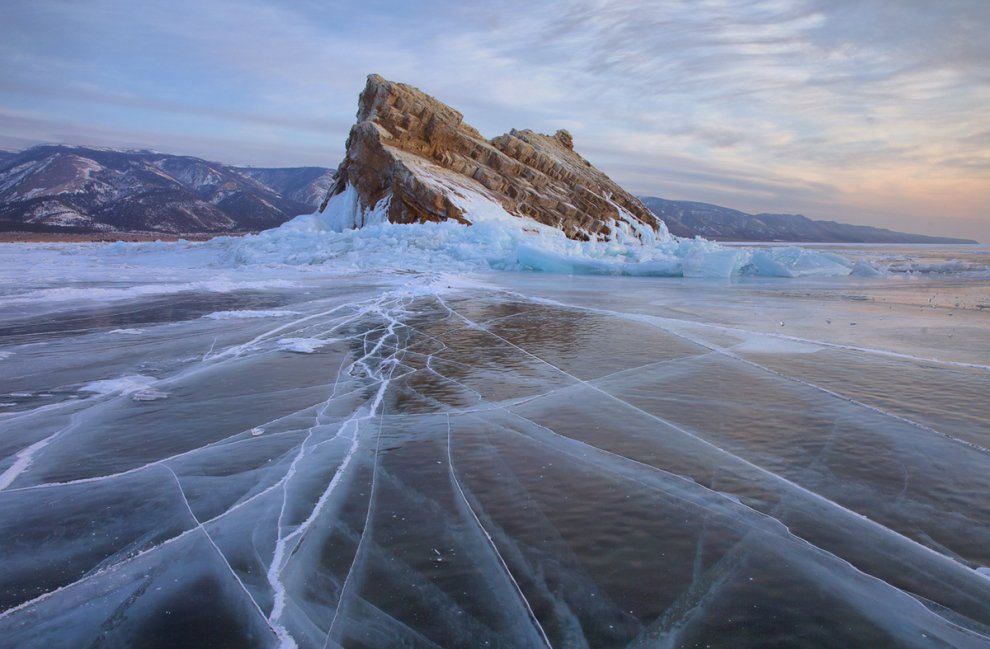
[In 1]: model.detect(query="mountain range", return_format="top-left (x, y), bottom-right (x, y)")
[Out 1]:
top-left (0, 145), bottom-right (331, 235)
top-left (0, 144), bottom-right (976, 243)
top-left (640, 196), bottom-right (976, 244)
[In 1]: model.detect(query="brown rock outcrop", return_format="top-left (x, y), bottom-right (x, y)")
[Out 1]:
top-left (323, 74), bottom-right (660, 241)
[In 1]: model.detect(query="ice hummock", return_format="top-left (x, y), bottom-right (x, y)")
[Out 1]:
top-left (221, 182), bottom-right (855, 278)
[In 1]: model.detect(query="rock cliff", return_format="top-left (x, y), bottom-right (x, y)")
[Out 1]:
top-left (323, 74), bottom-right (660, 241)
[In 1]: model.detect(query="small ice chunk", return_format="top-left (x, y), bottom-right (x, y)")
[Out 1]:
top-left (682, 247), bottom-right (744, 278)
top-left (250, 427), bottom-right (265, 436)
top-left (80, 374), bottom-right (157, 396)
top-left (10, 392), bottom-right (32, 398)
top-left (850, 261), bottom-right (883, 277)
top-left (746, 247), bottom-right (852, 277)
top-left (277, 338), bottom-right (332, 353)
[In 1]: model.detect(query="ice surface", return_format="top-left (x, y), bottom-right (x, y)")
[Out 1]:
top-left (205, 310), bottom-right (300, 320)
top-left (4, 277), bottom-right (298, 307)
top-left (1, 205), bottom-right (989, 648)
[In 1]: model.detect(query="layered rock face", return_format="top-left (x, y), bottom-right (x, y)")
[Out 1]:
top-left (324, 74), bottom-right (660, 241)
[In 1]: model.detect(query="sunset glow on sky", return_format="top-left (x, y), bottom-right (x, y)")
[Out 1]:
top-left (1, 0), bottom-right (987, 240)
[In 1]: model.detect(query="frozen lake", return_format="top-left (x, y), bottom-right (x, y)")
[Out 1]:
top-left (1, 239), bottom-right (989, 648)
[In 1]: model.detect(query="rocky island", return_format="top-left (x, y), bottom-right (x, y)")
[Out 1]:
top-left (322, 74), bottom-right (661, 242)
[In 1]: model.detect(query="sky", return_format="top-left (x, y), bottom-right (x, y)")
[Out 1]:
top-left (1, 0), bottom-right (988, 241)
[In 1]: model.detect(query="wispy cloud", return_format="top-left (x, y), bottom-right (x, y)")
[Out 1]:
top-left (1, 0), bottom-right (987, 239)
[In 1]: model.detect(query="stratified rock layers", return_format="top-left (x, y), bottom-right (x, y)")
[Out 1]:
top-left (324, 74), bottom-right (660, 241)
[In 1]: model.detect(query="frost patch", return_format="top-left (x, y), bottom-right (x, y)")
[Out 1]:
top-left (277, 338), bottom-right (334, 353)
top-left (108, 328), bottom-right (144, 335)
top-left (733, 336), bottom-right (824, 355)
top-left (80, 374), bottom-right (157, 396)
top-left (131, 389), bottom-right (169, 402)
top-left (5, 279), bottom-right (298, 307)
top-left (204, 309), bottom-right (299, 320)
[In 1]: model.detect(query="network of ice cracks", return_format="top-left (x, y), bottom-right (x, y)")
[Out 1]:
top-left (3, 267), bottom-right (990, 648)
top-left (2, 182), bottom-right (990, 648)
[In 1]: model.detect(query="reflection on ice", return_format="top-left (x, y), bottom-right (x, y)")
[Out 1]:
top-left (0, 237), bottom-right (989, 648)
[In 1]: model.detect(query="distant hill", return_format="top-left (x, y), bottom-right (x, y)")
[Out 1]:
top-left (0, 146), bottom-right (329, 235)
top-left (640, 196), bottom-right (977, 244)
top-left (236, 166), bottom-right (333, 208)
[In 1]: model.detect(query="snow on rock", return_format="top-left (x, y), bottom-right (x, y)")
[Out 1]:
top-left (322, 74), bottom-right (661, 242)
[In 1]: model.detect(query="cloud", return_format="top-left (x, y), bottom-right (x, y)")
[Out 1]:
top-left (0, 109), bottom-right (340, 167)
top-left (2, 79), bottom-right (350, 135)
top-left (0, 0), bottom-right (987, 238)
top-left (939, 156), bottom-right (990, 172)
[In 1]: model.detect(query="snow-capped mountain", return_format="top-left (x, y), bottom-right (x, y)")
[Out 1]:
top-left (235, 166), bottom-right (334, 208)
top-left (640, 196), bottom-right (977, 244)
top-left (0, 146), bottom-right (325, 234)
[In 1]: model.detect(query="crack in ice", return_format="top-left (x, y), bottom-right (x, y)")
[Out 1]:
top-left (445, 415), bottom-right (554, 648)
top-left (163, 465), bottom-right (284, 646)
top-left (435, 294), bottom-right (990, 597)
